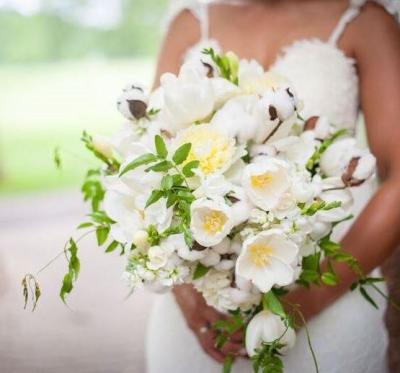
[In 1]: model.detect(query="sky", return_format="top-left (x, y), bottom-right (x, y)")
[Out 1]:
top-left (0, 0), bottom-right (124, 28)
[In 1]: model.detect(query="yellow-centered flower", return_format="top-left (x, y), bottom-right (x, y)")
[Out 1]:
top-left (202, 211), bottom-right (227, 234)
top-left (249, 243), bottom-right (273, 267)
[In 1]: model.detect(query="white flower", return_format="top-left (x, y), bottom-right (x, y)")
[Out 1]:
top-left (238, 60), bottom-right (288, 95)
top-left (276, 132), bottom-right (317, 167)
top-left (211, 95), bottom-right (267, 144)
top-left (236, 230), bottom-right (299, 293)
top-left (103, 190), bottom-right (144, 245)
top-left (117, 83), bottom-right (148, 120)
top-left (190, 197), bottom-right (234, 247)
top-left (193, 174), bottom-right (232, 200)
top-left (160, 71), bottom-right (214, 133)
top-left (175, 124), bottom-right (245, 177)
top-left (242, 157), bottom-right (292, 211)
top-left (92, 135), bottom-right (113, 159)
top-left (147, 245), bottom-right (173, 270)
top-left (317, 188), bottom-right (353, 223)
top-left (132, 230), bottom-right (149, 250)
top-left (143, 197), bottom-right (173, 232)
top-left (166, 234), bottom-right (205, 262)
top-left (246, 311), bottom-right (296, 357)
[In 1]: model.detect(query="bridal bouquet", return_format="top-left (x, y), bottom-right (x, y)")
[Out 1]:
top-left (24, 48), bottom-right (380, 372)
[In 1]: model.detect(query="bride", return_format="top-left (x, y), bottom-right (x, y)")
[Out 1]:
top-left (147, 1), bottom-right (400, 372)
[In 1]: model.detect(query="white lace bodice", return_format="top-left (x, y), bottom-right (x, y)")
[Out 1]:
top-left (166, 0), bottom-right (399, 129)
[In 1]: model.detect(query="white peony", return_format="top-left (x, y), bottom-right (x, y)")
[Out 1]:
top-left (236, 230), bottom-right (299, 293)
top-left (242, 157), bottom-right (292, 211)
top-left (238, 59), bottom-right (288, 95)
top-left (190, 197), bottom-right (234, 247)
top-left (175, 124), bottom-right (245, 178)
top-left (160, 71), bottom-right (214, 133)
top-left (246, 311), bottom-right (296, 357)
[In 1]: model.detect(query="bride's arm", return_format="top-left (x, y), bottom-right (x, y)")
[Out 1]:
top-left (285, 4), bottom-right (400, 320)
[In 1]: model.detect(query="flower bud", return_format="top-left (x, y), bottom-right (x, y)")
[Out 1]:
top-left (92, 135), bottom-right (113, 159)
top-left (132, 230), bottom-right (149, 250)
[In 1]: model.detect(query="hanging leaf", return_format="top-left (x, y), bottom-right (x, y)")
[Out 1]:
top-left (145, 190), bottom-right (165, 208)
top-left (263, 291), bottom-right (286, 319)
top-left (96, 227), bottom-right (109, 246)
top-left (193, 263), bottom-right (210, 280)
top-left (105, 240), bottom-right (119, 253)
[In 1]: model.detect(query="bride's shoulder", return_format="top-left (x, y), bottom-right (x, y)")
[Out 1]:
top-left (350, 1), bottom-right (399, 46)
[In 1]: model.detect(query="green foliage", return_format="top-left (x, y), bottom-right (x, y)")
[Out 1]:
top-left (192, 263), bottom-right (210, 280)
top-left (172, 143), bottom-right (191, 165)
top-left (60, 238), bottom-right (80, 304)
top-left (202, 48), bottom-right (239, 84)
top-left (120, 153), bottom-right (158, 176)
top-left (223, 356), bottom-right (234, 373)
top-left (300, 200), bottom-right (342, 216)
top-left (251, 341), bottom-right (285, 373)
top-left (155, 135), bottom-right (168, 158)
top-left (0, 0), bottom-right (167, 64)
top-left (213, 309), bottom-right (244, 350)
top-left (182, 160), bottom-right (200, 177)
top-left (81, 169), bottom-right (105, 212)
top-left (263, 291), bottom-right (286, 319)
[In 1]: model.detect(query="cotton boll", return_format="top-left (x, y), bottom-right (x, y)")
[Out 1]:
top-left (342, 154), bottom-right (376, 186)
top-left (319, 138), bottom-right (358, 177)
top-left (117, 83), bottom-right (148, 120)
top-left (260, 88), bottom-right (297, 122)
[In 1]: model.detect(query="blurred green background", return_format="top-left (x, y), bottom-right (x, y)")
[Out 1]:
top-left (0, 0), bottom-right (168, 195)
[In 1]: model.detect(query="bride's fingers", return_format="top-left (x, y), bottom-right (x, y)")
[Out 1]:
top-left (199, 331), bottom-right (226, 363)
top-left (230, 329), bottom-right (244, 343)
top-left (220, 340), bottom-right (243, 356)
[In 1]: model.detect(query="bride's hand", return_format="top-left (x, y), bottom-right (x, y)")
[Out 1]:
top-left (173, 284), bottom-right (245, 363)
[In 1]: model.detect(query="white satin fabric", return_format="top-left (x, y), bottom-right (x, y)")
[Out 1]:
top-left (147, 1), bottom-right (391, 372)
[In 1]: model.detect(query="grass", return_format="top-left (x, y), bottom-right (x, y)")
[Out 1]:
top-left (0, 58), bottom-right (155, 196)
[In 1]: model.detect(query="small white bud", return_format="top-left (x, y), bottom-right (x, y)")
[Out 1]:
top-left (92, 135), bottom-right (113, 159)
top-left (132, 230), bottom-right (149, 250)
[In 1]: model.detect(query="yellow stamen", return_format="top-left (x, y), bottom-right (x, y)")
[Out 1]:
top-left (251, 173), bottom-right (273, 189)
top-left (202, 211), bottom-right (227, 234)
top-left (249, 243), bottom-right (273, 267)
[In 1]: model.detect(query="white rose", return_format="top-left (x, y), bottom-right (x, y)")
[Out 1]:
top-left (246, 311), bottom-right (296, 357)
top-left (147, 245), bottom-right (172, 270)
top-left (242, 157), bottom-right (292, 211)
top-left (191, 197), bottom-right (234, 247)
top-left (236, 230), bottom-right (299, 293)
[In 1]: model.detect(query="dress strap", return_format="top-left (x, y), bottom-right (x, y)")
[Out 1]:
top-left (328, 0), bottom-right (366, 46)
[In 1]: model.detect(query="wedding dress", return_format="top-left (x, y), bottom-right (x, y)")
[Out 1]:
top-left (147, 1), bottom-right (394, 372)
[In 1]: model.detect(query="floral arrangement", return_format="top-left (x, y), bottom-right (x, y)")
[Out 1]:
top-left (24, 48), bottom-right (386, 372)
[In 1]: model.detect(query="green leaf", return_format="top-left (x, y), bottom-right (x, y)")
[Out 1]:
top-left (161, 175), bottom-right (174, 191)
top-left (119, 153), bottom-right (158, 176)
top-left (182, 160), bottom-right (200, 177)
top-left (321, 272), bottom-right (338, 286)
top-left (145, 160), bottom-right (173, 172)
top-left (96, 227), bottom-right (109, 246)
top-left (166, 192), bottom-right (177, 208)
top-left (59, 239), bottom-right (80, 304)
top-left (172, 143), bottom-right (191, 165)
top-left (145, 190), bottom-right (165, 208)
top-left (263, 291), bottom-right (286, 319)
top-left (77, 222), bottom-right (93, 229)
top-left (223, 355), bottom-right (234, 373)
top-left (319, 237), bottom-right (341, 255)
top-left (172, 174), bottom-right (184, 186)
top-left (155, 135), bottom-right (168, 158)
top-left (60, 273), bottom-right (73, 304)
top-left (360, 286), bottom-right (379, 309)
top-left (105, 240), bottom-right (119, 253)
top-left (193, 263), bottom-right (210, 280)
top-left (177, 190), bottom-right (195, 202)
